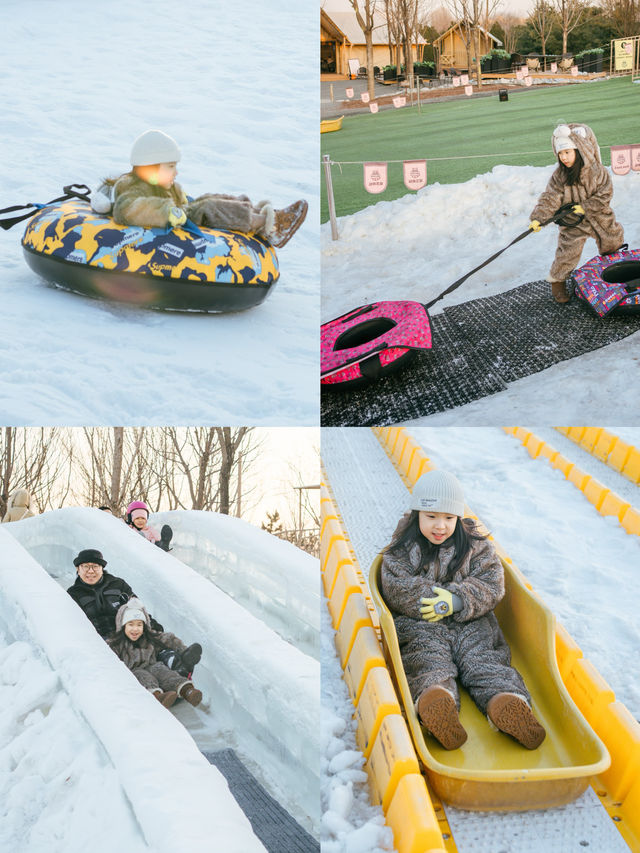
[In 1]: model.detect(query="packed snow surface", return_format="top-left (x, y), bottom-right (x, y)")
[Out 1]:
top-left (321, 426), bottom-right (640, 853)
top-left (1, 507), bottom-right (320, 851)
top-left (0, 0), bottom-right (318, 425)
top-left (322, 166), bottom-right (640, 423)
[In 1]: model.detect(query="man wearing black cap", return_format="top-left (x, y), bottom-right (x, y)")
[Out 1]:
top-left (67, 549), bottom-right (201, 677)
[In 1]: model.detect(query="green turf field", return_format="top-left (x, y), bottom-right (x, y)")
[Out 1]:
top-left (320, 76), bottom-right (639, 222)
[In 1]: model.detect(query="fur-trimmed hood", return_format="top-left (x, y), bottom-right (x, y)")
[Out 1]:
top-left (551, 123), bottom-right (601, 166)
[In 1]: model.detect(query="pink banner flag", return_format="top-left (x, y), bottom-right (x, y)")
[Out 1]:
top-left (361, 92), bottom-right (370, 103)
top-left (403, 159), bottom-right (427, 191)
top-left (550, 62), bottom-right (558, 72)
top-left (363, 162), bottom-right (388, 194)
top-left (452, 77), bottom-right (460, 87)
top-left (525, 76), bottom-right (533, 87)
top-left (346, 87), bottom-right (354, 98)
top-left (631, 144), bottom-right (640, 172)
top-left (464, 85), bottom-right (473, 96)
top-left (610, 145), bottom-right (631, 175)
top-left (571, 65), bottom-right (578, 76)
top-left (516, 69), bottom-right (523, 80)
top-left (392, 96), bottom-right (406, 108)
top-left (460, 74), bottom-right (469, 85)
top-left (369, 102), bottom-right (379, 113)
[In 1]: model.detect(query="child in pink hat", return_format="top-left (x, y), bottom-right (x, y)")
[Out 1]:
top-left (125, 500), bottom-right (172, 552)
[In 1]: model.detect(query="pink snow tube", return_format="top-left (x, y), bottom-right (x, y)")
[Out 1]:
top-left (572, 248), bottom-right (640, 317)
top-left (321, 301), bottom-right (432, 389)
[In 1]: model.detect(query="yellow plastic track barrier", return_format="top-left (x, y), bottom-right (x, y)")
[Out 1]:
top-left (507, 428), bottom-right (640, 536)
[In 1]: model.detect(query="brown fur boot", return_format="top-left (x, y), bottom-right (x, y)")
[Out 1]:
top-left (154, 689), bottom-right (178, 709)
top-left (268, 200), bottom-right (308, 248)
top-left (551, 280), bottom-right (571, 304)
top-left (179, 682), bottom-right (203, 707)
top-left (417, 685), bottom-right (467, 750)
top-left (487, 693), bottom-right (546, 749)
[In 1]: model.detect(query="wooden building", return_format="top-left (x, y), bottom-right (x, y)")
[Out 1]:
top-left (433, 21), bottom-right (502, 73)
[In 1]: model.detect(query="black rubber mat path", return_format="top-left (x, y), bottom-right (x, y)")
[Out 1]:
top-left (321, 279), bottom-right (640, 426)
top-left (204, 749), bottom-right (319, 853)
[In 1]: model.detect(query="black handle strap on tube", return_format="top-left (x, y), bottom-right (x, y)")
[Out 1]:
top-left (0, 184), bottom-right (91, 231)
top-left (424, 202), bottom-right (585, 311)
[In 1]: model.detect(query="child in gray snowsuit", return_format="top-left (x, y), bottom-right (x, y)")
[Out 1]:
top-left (91, 129), bottom-right (307, 248)
top-left (529, 122), bottom-right (625, 304)
top-left (381, 469), bottom-right (545, 751)
top-left (108, 598), bottom-right (203, 709)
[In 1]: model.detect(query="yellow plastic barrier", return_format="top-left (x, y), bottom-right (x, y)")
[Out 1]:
top-left (323, 537), bottom-right (355, 599)
top-left (385, 774), bottom-right (446, 853)
top-left (354, 666), bottom-right (402, 758)
top-left (327, 563), bottom-right (365, 630)
top-left (334, 592), bottom-right (374, 666)
top-left (369, 553), bottom-right (610, 811)
top-left (342, 625), bottom-right (386, 706)
top-left (607, 439), bottom-right (632, 475)
top-left (366, 714), bottom-right (421, 810)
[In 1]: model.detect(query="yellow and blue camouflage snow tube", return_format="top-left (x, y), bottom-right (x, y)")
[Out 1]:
top-left (22, 200), bottom-right (279, 312)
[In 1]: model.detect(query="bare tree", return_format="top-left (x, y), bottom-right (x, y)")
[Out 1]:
top-left (74, 427), bottom-right (151, 514)
top-left (530, 0), bottom-right (556, 69)
top-left (350, 0), bottom-right (379, 98)
top-left (1, 428), bottom-right (73, 517)
top-left (495, 12), bottom-right (523, 53)
top-left (599, 0), bottom-right (639, 36)
top-left (553, 0), bottom-right (586, 55)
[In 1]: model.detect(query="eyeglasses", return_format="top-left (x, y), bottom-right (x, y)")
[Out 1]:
top-left (79, 563), bottom-right (102, 571)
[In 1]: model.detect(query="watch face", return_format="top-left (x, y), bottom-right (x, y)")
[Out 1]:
top-left (435, 601), bottom-right (449, 614)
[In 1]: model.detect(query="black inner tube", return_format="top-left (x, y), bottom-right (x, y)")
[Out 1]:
top-left (334, 317), bottom-right (397, 351)
top-left (601, 260), bottom-right (640, 293)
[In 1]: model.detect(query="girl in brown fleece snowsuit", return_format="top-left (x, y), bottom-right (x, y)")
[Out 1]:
top-left (381, 469), bottom-right (545, 751)
top-left (530, 123), bottom-right (625, 303)
top-left (108, 598), bottom-right (203, 709)
top-left (91, 130), bottom-right (307, 248)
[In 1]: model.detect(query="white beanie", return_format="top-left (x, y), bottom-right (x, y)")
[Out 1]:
top-left (552, 124), bottom-right (587, 155)
top-left (410, 470), bottom-right (465, 516)
top-left (119, 598), bottom-right (150, 629)
top-left (130, 130), bottom-right (181, 166)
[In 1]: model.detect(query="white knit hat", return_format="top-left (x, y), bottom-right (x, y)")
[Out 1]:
top-left (118, 598), bottom-right (150, 629)
top-left (410, 470), bottom-right (465, 516)
top-left (552, 124), bottom-right (587, 155)
top-left (130, 130), bottom-right (181, 166)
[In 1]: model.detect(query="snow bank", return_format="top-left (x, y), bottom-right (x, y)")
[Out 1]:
top-left (0, 528), bottom-right (266, 853)
top-left (6, 507), bottom-right (320, 830)
top-left (153, 509), bottom-right (320, 659)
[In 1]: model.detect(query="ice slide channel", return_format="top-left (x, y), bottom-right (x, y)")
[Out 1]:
top-left (153, 509), bottom-right (320, 660)
top-left (0, 528), bottom-right (266, 853)
top-left (5, 508), bottom-right (320, 837)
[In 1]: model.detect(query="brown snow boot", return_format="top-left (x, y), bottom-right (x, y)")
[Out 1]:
top-left (551, 280), bottom-right (571, 304)
top-left (179, 682), bottom-right (203, 707)
top-left (417, 685), bottom-right (467, 750)
top-left (487, 693), bottom-right (546, 749)
top-left (154, 689), bottom-right (178, 709)
top-left (269, 199), bottom-right (308, 248)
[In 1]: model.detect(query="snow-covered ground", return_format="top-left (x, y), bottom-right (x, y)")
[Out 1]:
top-left (321, 426), bottom-right (640, 853)
top-left (0, 0), bottom-right (318, 425)
top-left (1, 507), bottom-right (319, 851)
top-left (322, 166), bottom-right (640, 423)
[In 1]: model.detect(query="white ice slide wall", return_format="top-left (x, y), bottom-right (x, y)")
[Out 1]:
top-left (153, 509), bottom-right (320, 659)
top-left (6, 508), bottom-right (320, 830)
top-left (0, 528), bottom-right (267, 853)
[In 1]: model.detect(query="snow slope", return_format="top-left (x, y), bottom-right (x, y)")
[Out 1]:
top-left (320, 426), bottom-right (640, 853)
top-left (2, 507), bottom-right (320, 848)
top-left (0, 0), bottom-right (318, 425)
top-left (322, 166), bottom-right (640, 423)
top-left (153, 509), bottom-right (320, 659)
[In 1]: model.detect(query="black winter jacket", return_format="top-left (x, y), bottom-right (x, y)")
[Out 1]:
top-left (67, 571), bottom-right (163, 637)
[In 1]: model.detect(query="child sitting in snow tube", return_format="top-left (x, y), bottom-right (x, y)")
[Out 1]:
top-left (529, 123), bottom-right (625, 304)
top-left (91, 130), bottom-right (308, 248)
top-left (125, 500), bottom-right (173, 552)
top-left (108, 598), bottom-right (203, 709)
top-left (381, 470), bottom-right (546, 751)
